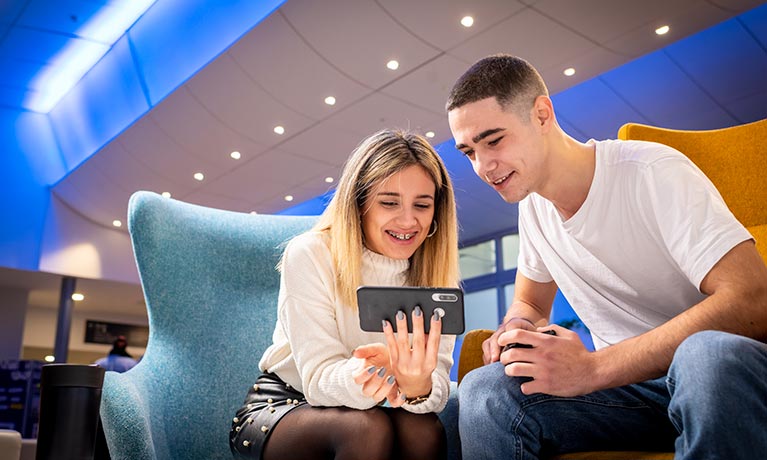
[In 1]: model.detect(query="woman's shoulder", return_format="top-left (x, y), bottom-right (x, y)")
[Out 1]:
top-left (283, 231), bottom-right (332, 264)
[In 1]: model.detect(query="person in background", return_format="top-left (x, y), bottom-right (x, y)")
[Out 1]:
top-left (230, 129), bottom-right (460, 460)
top-left (94, 335), bottom-right (138, 373)
top-left (446, 54), bottom-right (767, 459)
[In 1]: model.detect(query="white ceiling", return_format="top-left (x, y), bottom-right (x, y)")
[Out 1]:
top-left (2, 0), bottom-right (766, 317)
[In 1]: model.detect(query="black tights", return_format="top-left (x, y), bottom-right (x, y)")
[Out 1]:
top-left (263, 405), bottom-right (447, 460)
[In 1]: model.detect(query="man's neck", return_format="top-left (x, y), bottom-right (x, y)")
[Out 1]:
top-left (539, 134), bottom-right (596, 221)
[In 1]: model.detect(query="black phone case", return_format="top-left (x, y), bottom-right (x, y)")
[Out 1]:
top-left (356, 286), bottom-right (465, 335)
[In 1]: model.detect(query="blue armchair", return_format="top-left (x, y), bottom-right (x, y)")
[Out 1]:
top-left (99, 191), bottom-right (459, 460)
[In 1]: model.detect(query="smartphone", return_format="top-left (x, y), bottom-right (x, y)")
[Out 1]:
top-left (356, 286), bottom-right (465, 335)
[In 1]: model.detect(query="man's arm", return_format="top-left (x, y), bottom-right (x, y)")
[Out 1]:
top-left (515, 240), bottom-right (767, 396)
top-left (482, 271), bottom-right (558, 363)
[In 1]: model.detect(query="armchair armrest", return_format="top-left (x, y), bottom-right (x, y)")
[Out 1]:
top-left (457, 329), bottom-right (493, 384)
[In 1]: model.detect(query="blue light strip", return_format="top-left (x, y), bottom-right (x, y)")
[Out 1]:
top-left (24, 0), bottom-right (156, 113)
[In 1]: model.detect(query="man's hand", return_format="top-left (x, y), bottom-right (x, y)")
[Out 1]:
top-left (483, 317), bottom-right (538, 364)
top-left (501, 325), bottom-right (596, 397)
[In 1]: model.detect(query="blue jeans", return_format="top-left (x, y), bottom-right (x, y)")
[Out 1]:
top-left (458, 331), bottom-right (767, 459)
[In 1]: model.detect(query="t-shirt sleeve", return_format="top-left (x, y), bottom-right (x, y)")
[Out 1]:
top-left (641, 155), bottom-right (753, 290)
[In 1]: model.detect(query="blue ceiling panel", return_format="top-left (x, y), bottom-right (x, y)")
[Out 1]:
top-left (0, 57), bottom-right (47, 89)
top-left (557, 117), bottom-right (589, 142)
top-left (128, 0), bottom-right (285, 106)
top-left (664, 14), bottom-right (767, 110)
top-left (49, 35), bottom-right (150, 176)
top-left (553, 79), bottom-right (647, 141)
top-left (0, 108), bottom-right (65, 186)
top-left (16, 0), bottom-right (105, 40)
top-left (740, 3), bottom-right (767, 46)
top-left (725, 91), bottom-right (767, 123)
top-left (0, 27), bottom-right (72, 64)
top-left (600, 52), bottom-right (733, 129)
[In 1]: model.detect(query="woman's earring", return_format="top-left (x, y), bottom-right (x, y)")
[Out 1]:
top-left (427, 221), bottom-right (438, 238)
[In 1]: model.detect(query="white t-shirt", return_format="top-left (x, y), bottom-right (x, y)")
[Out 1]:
top-left (259, 231), bottom-right (455, 413)
top-left (518, 139), bottom-right (752, 349)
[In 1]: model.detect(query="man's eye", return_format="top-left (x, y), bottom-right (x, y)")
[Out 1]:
top-left (462, 149), bottom-right (474, 157)
top-left (488, 136), bottom-right (503, 146)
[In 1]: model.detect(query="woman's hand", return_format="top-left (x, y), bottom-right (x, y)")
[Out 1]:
top-left (352, 344), bottom-right (404, 407)
top-left (383, 306), bottom-right (440, 400)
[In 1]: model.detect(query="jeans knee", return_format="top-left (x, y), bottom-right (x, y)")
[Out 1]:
top-left (459, 363), bottom-right (524, 418)
top-left (670, 331), bottom-right (752, 387)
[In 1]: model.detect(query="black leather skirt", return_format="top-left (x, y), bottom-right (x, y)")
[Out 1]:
top-left (230, 372), bottom-right (308, 459)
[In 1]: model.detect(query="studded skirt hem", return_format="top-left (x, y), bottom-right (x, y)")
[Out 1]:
top-left (230, 372), bottom-right (308, 460)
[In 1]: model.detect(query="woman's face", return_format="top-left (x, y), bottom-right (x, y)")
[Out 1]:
top-left (361, 164), bottom-right (436, 260)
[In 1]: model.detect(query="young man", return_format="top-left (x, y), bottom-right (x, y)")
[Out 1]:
top-left (446, 54), bottom-right (767, 459)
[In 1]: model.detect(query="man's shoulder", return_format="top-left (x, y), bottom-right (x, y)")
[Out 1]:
top-left (596, 139), bottom-right (686, 167)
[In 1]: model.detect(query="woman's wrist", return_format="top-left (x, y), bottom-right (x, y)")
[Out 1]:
top-left (404, 389), bottom-right (432, 405)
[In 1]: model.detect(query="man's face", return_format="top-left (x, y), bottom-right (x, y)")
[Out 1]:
top-left (448, 97), bottom-right (545, 204)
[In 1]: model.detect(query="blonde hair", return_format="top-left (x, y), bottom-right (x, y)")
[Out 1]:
top-left (311, 129), bottom-right (460, 308)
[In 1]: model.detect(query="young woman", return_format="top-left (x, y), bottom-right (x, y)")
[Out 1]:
top-left (230, 129), bottom-right (460, 460)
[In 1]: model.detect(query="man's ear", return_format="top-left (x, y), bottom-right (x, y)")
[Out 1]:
top-left (532, 95), bottom-right (554, 131)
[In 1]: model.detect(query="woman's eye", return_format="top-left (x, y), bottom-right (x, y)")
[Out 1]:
top-left (415, 203), bottom-right (432, 209)
top-left (380, 201), bottom-right (398, 207)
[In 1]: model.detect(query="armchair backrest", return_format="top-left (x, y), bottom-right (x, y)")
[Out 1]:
top-left (618, 118), bottom-right (767, 261)
top-left (100, 191), bottom-right (317, 460)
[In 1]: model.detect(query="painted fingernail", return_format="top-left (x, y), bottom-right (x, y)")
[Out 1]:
top-left (432, 311), bottom-right (441, 321)
top-left (387, 375), bottom-right (396, 385)
top-left (414, 306), bottom-right (422, 317)
top-left (397, 310), bottom-right (405, 320)
top-left (378, 367), bottom-right (386, 377)
top-left (382, 319), bottom-right (388, 329)
top-left (367, 365), bottom-right (376, 374)
top-left (400, 393), bottom-right (407, 401)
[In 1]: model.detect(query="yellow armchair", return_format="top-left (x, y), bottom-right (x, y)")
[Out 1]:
top-left (456, 118), bottom-right (767, 459)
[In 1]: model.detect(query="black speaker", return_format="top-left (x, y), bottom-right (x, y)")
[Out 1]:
top-left (36, 364), bottom-right (105, 460)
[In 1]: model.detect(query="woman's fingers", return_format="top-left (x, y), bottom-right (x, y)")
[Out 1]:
top-left (394, 310), bottom-right (410, 350)
top-left (352, 364), bottom-right (379, 386)
top-left (424, 310), bottom-right (442, 368)
top-left (410, 306), bottom-right (426, 362)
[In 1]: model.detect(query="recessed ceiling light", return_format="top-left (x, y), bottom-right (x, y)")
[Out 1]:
top-left (425, 131), bottom-right (435, 138)
top-left (655, 25), bottom-right (670, 35)
top-left (194, 172), bottom-right (204, 181)
top-left (563, 67), bottom-right (576, 77)
top-left (284, 195), bottom-right (294, 202)
top-left (386, 60), bottom-right (399, 70)
top-left (71, 293), bottom-right (85, 301)
top-left (324, 96), bottom-right (336, 106)
top-left (161, 192), bottom-right (171, 198)
top-left (274, 125), bottom-right (285, 135)
top-left (230, 151), bottom-right (241, 160)
top-left (460, 16), bottom-right (474, 27)
top-left (250, 211), bottom-right (258, 215)
top-left (112, 219), bottom-right (122, 227)
top-left (325, 177), bottom-right (334, 183)
top-left (44, 355), bottom-right (55, 363)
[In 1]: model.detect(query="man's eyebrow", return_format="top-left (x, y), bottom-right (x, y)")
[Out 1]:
top-left (455, 128), bottom-right (506, 150)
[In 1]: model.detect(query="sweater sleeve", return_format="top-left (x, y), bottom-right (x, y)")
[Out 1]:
top-left (277, 234), bottom-right (379, 409)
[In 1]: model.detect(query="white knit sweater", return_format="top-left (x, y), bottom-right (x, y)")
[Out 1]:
top-left (259, 231), bottom-right (455, 413)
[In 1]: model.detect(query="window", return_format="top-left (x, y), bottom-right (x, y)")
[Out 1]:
top-left (459, 240), bottom-right (495, 279)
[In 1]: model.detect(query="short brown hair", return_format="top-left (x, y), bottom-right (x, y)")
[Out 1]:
top-left (446, 54), bottom-right (548, 119)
